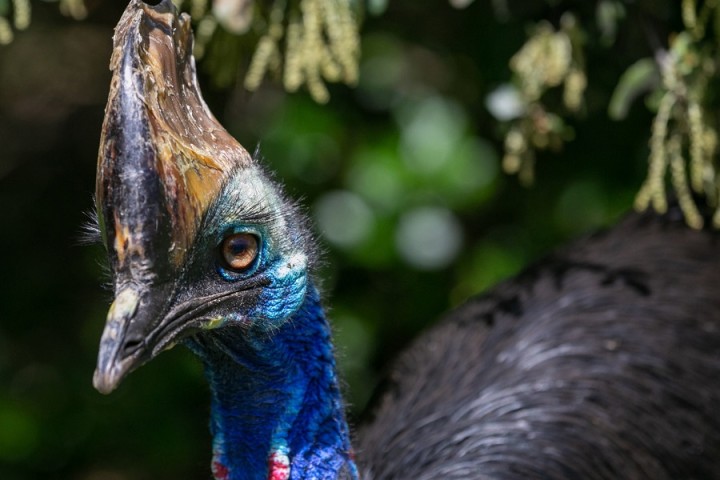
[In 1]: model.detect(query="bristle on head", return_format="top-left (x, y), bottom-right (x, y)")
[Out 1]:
top-left (78, 207), bottom-right (103, 246)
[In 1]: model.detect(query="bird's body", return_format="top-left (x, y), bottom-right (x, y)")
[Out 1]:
top-left (358, 209), bottom-right (720, 479)
top-left (92, 2), bottom-right (720, 479)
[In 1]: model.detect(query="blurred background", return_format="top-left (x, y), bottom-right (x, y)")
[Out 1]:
top-left (0, 0), bottom-right (677, 478)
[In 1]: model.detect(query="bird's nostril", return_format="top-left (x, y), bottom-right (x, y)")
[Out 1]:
top-left (122, 337), bottom-right (144, 357)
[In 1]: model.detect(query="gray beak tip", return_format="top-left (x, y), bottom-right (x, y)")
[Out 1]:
top-left (93, 368), bottom-right (119, 395)
top-left (93, 287), bottom-right (142, 394)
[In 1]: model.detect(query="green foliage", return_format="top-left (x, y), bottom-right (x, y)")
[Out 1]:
top-left (177, 0), bottom-right (361, 102)
top-left (0, 0), bottom-right (360, 102)
top-left (633, 0), bottom-right (720, 229)
top-left (0, 0), bottom-right (31, 44)
top-left (495, 12), bottom-right (587, 185)
top-left (608, 58), bottom-right (658, 120)
top-left (494, 0), bottom-right (720, 228)
top-left (0, 0), bottom-right (91, 43)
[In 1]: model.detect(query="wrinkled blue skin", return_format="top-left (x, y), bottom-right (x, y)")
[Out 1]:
top-left (182, 169), bottom-right (359, 480)
top-left (186, 286), bottom-right (357, 480)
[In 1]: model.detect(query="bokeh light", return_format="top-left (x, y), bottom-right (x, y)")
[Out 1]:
top-left (395, 206), bottom-right (463, 270)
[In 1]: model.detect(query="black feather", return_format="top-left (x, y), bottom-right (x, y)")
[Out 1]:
top-left (357, 208), bottom-right (720, 479)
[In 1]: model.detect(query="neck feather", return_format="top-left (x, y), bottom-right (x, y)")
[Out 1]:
top-left (187, 286), bottom-right (358, 480)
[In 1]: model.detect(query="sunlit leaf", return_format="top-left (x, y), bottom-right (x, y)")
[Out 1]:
top-left (608, 57), bottom-right (659, 120)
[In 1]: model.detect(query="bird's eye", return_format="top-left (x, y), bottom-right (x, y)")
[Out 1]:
top-left (220, 233), bottom-right (259, 272)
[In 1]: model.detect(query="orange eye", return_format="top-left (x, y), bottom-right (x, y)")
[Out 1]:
top-left (220, 233), bottom-right (259, 272)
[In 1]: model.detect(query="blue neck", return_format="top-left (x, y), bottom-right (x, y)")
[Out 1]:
top-left (187, 287), bottom-right (358, 480)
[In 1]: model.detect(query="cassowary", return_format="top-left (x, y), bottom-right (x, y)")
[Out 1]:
top-left (92, 1), bottom-right (720, 479)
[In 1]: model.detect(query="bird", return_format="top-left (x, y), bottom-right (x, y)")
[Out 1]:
top-left (91, 1), bottom-right (720, 479)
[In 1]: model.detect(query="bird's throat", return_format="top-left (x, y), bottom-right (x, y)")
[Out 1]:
top-left (186, 287), bottom-right (358, 480)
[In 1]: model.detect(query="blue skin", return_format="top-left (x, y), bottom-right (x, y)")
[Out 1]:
top-left (186, 286), bottom-right (358, 480)
top-left (183, 206), bottom-right (358, 479)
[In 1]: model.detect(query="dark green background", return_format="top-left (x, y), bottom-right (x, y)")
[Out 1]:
top-left (0, 1), bottom-right (674, 478)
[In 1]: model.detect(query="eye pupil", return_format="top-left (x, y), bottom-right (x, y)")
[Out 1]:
top-left (221, 233), bottom-right (259, 272)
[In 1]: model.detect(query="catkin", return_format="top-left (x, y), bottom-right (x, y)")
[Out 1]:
top-left (668, 134), bottom-right (704, 229)
top-left (12, 0), bottom-right (30, 30)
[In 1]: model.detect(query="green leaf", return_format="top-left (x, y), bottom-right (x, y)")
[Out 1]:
top-left (608, 57), bottom-right (659, 120)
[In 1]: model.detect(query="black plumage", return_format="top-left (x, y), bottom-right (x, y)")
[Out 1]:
top-left (357, 207), bottom-right (720, 479)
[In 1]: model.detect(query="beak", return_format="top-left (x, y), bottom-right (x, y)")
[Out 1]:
top-left (93, 285), bottom-right (172, 394)
top-left (93, 288), bottom-right (144, 394)
top-left (93, 280), bottom-right (266, 394)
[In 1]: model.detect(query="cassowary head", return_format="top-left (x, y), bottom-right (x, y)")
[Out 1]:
top-left (93, 0), bottom-right (314, 394)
